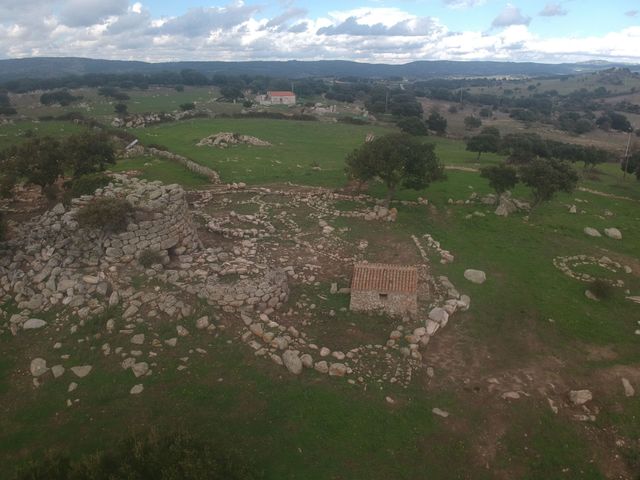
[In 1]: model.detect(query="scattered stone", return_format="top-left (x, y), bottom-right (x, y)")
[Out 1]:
top-left (164, 337), bottom-right (178, 347)
top-left (585, 290), bottom-right (599, 301)
top-left (132, 362), bottom-right (150, 378)
top-left (569, 389), bottom-right (592, 405)
top-left (502, 391), bottom-right (521, 400)
top-left (51, 365), bottom-right (65, 378)
top-left (30, 358), bottom-right (48, 377)
top-left (622, 378), bottom-right (635, 397)
top-left (432, 408), bottom-right (449, 418)
top-left (68, 382), bottom-right (78, 392)
top-left (130, 384), bottom-right (144, 395)
top-left (195, 316), bottom-right (210, 330)
top-left (131, 333), bottom-right (145, 345)
top-left (70, 365), bottom-right (93, 378)
top-left (176, 326), bottom-right (189, 337)
top-left (583, 227), bottom-right (601, 238)
top-left (385, 396), bottom-right (395, 405)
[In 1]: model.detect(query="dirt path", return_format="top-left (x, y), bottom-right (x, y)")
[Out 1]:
top-left (577, 187), bottom-right (639, 203)
top-left (445, 165), bottom-right (480, 173)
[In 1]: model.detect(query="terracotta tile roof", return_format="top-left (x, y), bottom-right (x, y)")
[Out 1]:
top-left (268, 91), bottom-right (295, 96)
top-left (351, 263), bottom-right (418, 294)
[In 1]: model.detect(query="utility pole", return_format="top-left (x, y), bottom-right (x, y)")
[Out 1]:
top-left (622, 129), bottom-right (632, 180)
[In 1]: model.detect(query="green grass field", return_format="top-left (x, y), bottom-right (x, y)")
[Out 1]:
top-left (2, 110), bottom-right (640, 478)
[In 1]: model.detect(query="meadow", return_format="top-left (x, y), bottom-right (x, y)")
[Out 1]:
top-left (1, 105), bottom-right (640, 479)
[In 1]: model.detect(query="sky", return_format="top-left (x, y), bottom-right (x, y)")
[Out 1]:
top-left (0, 0), bottom-right (639, 64)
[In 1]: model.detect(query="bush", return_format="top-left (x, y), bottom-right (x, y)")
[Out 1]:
top-left (396, 117), bottom-right (428, 136)
top-left (12, 431), bottom-right (260, 480)
top-left (65, 173), bottom-right (110, 200)
top-left (180, 102), bottom-right (196, 111)
top-left (76, 198), bottom-right (133, 233)
top-left (464, 116), bottom-right (482, 130)
top-left (589, 279), bottom-right (614, 300)
top-left (139, 249), bottom-right (164, 268)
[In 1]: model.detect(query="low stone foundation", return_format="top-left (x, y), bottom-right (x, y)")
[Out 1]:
top-left (200, 269), bottom-right (289, 313)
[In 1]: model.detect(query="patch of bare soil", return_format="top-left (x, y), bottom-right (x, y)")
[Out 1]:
top-left (420, 317), bottom-right (635, 479)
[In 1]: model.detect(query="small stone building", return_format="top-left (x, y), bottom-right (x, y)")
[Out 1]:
top-left (349, 263), bottom-right (418, 316)
top-left (257, 91), bottom-right (296, 105)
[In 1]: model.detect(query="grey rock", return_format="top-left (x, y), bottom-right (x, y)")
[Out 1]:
top-left (132, 362), bottom-right (149, 378)
top-left (314, 361), bottom-right (329, 374)
top-left (70, 365), bottom-right (92, 378)
top-left (464, 269), bottom-right (486, 284)
top-left (569, 389), bottom-right (592, 405)
top-left (23, 318), bottom-right (47, 330)
top-left (583, 227), bottom-right (601, 238)
top-left (282, 350), bottom-right (303, 375)
top-left (130, 384), bottom-right (144, 395)
top-left (51, 365), bottom-right (65, 378)
top-left (604, 228), bottom-right (622, 240)
top-left (30, 358), bottom-right (48, 377)
top-left (622, 378), bottom-right (635, 397)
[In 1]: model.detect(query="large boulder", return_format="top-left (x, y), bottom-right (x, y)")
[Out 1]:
top-left (282, 350), bottom-right (303, 375)
top-left (604, 228), bottom-right (622, 240)
top-left (583, 227), bottom-right (601, 238)
top-left (23, 319), bottom-right (47, 330)
top-left (464, 269), bottom-right (487, 284)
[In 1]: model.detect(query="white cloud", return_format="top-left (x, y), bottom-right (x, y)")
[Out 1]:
top-left (539, 3), bottom-right (568, 17)
top-left (443, 0), bottom-right (485, 9)
top-left (491, 4), bottom-right (531, 28)
top-left (1, 2), bottom-right (640, 64)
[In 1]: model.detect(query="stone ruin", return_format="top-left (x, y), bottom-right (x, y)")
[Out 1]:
top-left (197, 132), bottom-right (272, 148)
top-left (0, 175), bottom-right (289, 335)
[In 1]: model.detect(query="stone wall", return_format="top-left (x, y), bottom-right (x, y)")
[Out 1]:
top-left (350, 291), bottom-right (418, 316)
top-left (147, 148), bottom-right (220, 183)
top-left (200, 269), bottom-right (289, 314)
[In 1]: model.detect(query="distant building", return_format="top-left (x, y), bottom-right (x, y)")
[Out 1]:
top-left (257, 91), bottom-right (296, 106)
top-left (349, 263), bottom-right (418, 316)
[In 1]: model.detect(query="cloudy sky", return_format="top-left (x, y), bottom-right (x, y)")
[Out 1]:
top-left (0, 0), bottom-right (639, 64)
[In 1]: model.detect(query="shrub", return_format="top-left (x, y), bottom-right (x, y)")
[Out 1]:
top-left (139, 249), bottom-right (164, 268)
top-left (76, 198), bottom-right (133, 233)
top-left (589, 279), bottom-right (614, 300)
top-left (180, 102), bottom-right (196, 111)
top-left (12, 431), bottom-right (260, 480)
top-left (66, 173), bottom-right (110, 200)
top-left (464, 116), bottom-right (482, 129)
top-left (396, 117), bottom-right (428, 136)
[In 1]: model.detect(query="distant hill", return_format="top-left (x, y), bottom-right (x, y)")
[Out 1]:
top-left (0, 57), bottom-right (638, 81)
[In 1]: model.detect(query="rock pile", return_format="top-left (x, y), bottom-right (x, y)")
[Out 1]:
top-left (197, 132), bottom-right (272, 148)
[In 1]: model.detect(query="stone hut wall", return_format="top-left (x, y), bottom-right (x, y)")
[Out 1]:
top-left (350, 290), bottom-right (417, 316)
top-left (201, 269), bottom-right (289, 313)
